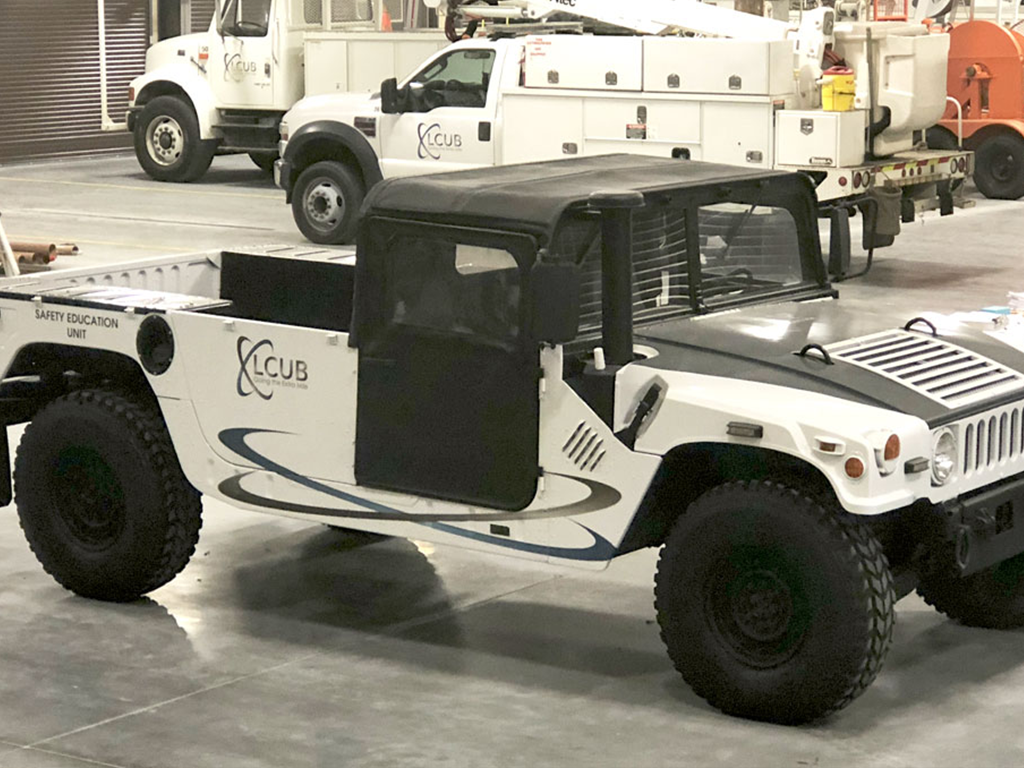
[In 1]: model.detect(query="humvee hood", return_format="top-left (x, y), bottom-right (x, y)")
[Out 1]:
top-left (634, 300), bottom-right (1024, 427)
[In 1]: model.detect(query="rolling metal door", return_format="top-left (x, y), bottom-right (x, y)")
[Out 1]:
top-left (0, 1), bottom-right (148, 163)
top-left (190, 0), bottom-right (217, 33)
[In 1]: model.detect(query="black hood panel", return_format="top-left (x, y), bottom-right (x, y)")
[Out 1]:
top-left (634, 301), bottom-right (1024, 426)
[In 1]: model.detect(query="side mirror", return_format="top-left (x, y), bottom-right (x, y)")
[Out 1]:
top-left (530, 253), bottom-right (580, 344)
top-left (380, 78), bottom-right (401, 114)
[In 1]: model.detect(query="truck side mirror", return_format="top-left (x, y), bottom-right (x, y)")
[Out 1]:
top-left (530, 253), bottom-right (580, 344)
top-left (380, 78), bottom-right (401, 114)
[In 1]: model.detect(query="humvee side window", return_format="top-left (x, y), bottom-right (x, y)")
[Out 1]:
top-left (698, 203), bottom-right (803, 304)
top-left (387, 236), bottom-right (520, 345)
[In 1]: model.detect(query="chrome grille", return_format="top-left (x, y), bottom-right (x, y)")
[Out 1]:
top-left (827, 330), bottom-right (1024, 408)
top-left (562, 422), bottom-right (606, 471)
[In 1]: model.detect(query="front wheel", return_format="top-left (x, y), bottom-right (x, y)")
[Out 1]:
top-left (654, 480), bottom-right (895, 724)
top-left (973, 133), bottom-right (1024, 200)
top-left (291, 161), bottom-right (365, 245)
top-left (14, 389), bottom-right (203, 601)
top-left (133, 95), bottom-right (216, 182)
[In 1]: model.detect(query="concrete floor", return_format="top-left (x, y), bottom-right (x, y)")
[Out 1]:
top-left (2, 153), bottom-right (1024, 767)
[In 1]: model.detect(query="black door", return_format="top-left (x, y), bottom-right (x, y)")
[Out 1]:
top-left (355, 223), bottom-right (540, 510)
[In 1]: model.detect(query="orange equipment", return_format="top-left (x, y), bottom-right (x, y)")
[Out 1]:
top-left (933, 20), bottom-right (1024, 199)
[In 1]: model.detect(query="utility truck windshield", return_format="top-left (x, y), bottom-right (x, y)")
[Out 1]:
top-left (220, 0), bottom-right (272, 36)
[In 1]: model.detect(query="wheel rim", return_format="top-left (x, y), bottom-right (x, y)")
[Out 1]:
top-left (303, 177), bottom-right (345, 232)
top-left (145, 115), bottom-right (185, 167)
top-left (990, 150), bottom-right (1018, 184)
top-left (706, 549), bottom-right (809, 669)
top-left (52, 446), bottom-right (127, 551)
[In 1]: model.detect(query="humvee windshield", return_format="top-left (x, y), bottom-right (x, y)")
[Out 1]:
top-left (551, 192), bottom-right (818, 337)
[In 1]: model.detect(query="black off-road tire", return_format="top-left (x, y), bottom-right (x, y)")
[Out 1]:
top-left (654, 480), bottom-right (895, 725)
top-left (14, 388), bottom-right (203, 601)
top-left (973, 133), bottom-right (1024, 200)
top-left (292, 161), bottom-right (365, 245)
top-left (917, 552), bottom-right (1024, 629)
top-left (134, 95), bottom-right (217, 183)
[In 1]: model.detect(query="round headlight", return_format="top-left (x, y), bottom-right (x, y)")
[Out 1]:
top-left (932, 428), bottom-right (957, 485)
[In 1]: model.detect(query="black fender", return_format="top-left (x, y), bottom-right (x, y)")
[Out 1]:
top-left (281, 120), bottom-right (384, 202)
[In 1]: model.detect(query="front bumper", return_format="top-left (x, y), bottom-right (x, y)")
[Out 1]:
top-left (275, 159), bottom-right (294, 201)
top-left (125, 106), bottom-right (141, 132)
top-left (945, 474), bottom-right (1024, 575)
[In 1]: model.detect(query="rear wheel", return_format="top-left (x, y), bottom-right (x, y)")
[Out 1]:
top-left (14, 389), bottom-right (202, 601)
top-left (917, 553), bottom-right (1024, 629)
top-left (654, 480), bottom-right (895, 724)
top-left (974, 133), bottom-right (1024, 200)
top-left (291, 161), bottom-right (365, 245)
top-left (134, 96), bottom-right (216, 182)
top-left (249, 151), bottom-right (278, 175)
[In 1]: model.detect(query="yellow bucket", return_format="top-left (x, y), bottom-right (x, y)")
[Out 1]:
top-left (822, 67), bottom-right (855, 112)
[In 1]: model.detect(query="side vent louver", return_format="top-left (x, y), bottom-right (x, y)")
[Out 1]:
top-left (827, 331), bottom-right (1024, 408)
top-left (562, 422), bottom-right (606, 471)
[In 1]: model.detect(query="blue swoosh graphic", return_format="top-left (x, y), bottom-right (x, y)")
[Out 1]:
top-left (217, 428), bottom-right (619, 561)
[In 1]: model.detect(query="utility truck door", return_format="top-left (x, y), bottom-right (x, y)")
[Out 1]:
top-left (210, 0), bottom-right (276, 109)
top-left (355, 223), bottom-right (539, 510)
top-left (379, 47), bottom-right (499, 177)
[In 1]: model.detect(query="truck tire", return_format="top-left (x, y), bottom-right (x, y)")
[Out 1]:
top-left (654, 480), bottom-right (895, 724)
top-left (973, 133), bottom-right (1024, 200)
top-left (249, 151), bottom-right (278, 175)
top-left (14, 388), bottom-right (203, 601)
top-left (292, 161), bottom-right (365, 245)
top-left (917, 553), bottom-right (1024, 629)
top-left (134, 96), bottom-right (216, 183)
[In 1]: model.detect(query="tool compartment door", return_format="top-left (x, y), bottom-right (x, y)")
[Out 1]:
top-left (354, 222), bottom-right (539, 510)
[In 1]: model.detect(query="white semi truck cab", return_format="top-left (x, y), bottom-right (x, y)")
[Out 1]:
top-left (276, 1), bottom-right (972, 277)
top-left (126, 0), bottom-right (446, 181)
top-left (4, 156), bottom-right (1024, 724)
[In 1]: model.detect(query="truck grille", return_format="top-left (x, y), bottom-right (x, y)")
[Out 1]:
top-left (827, 330), bottom-right (1024, 409)
top-left (961, 406), bottom-right (1024, 477)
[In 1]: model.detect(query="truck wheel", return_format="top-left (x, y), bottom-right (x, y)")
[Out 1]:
top-left (134, 96), bottom-right (216, 183)
top-left (292, 161), bottom-right (365, 245)
top-left (249, 151), bottom-right (278, 175)
top-left (917, 553), bottom-right (1024, 629)
top-left (14, 389), bottom-right (203, 601)
top-left (654, 480), bottom-right (895, 724)
top-left (973, 133), bottom-right (1024, 200)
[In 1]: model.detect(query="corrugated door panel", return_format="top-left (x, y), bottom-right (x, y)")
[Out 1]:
top-left (191, 0), bottom-right (217, 33)
top-left (0, 0), bottom-right (148, 162)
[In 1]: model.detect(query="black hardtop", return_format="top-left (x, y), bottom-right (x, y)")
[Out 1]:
top-left (360, 154), bottom-right (810, 245)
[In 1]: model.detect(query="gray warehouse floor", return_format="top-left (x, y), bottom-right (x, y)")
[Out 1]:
top-left (2, 154), bottom-right (1024, 768)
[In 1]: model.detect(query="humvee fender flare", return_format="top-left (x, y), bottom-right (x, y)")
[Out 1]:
top-left (280, 120), bottom-right (383, 201)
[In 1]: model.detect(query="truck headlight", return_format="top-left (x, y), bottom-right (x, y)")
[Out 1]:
top-left (932, 428), bottom-right (957, 485)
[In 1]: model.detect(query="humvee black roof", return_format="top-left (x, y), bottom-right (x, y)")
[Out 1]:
top-left (360, 154), bottom-right (812, 244)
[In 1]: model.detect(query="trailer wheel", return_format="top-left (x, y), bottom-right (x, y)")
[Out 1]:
top-left (917, 553), bottom-right (1024, 629)
top-left (973, 133), bottom-right (1024, 200)
top-left (292, 161), bottom-right (365, 245)
top-left (654, 480), bottom-right (895, 724)
top-left (134, 96), bottom-right (216, 183)
top-left (14, 389), bottom-right (202, 601)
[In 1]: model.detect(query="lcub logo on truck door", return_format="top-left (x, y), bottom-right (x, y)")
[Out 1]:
top-left (417, 122), bottom-right (463, 160)
top-left (236, 336), bottom-right (308, 400)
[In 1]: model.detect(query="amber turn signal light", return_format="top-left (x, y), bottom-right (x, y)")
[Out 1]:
top-left (884, 434), bottom-right (901, 461)
top-left (845, 456), bottom-right (865, 479)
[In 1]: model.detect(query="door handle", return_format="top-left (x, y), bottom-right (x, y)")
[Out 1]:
top-left (478, 122), bottom-right (492, 142)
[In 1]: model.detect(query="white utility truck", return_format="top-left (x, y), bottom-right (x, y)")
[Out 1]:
top-left (5, 156), bottom-right (1024, 724)
top-left (125, 0), bottom-right (447, 181)
top-left (276, 0), bottom-right (971, 275)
